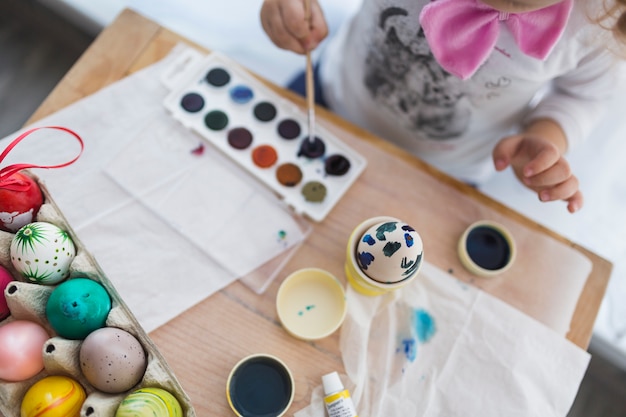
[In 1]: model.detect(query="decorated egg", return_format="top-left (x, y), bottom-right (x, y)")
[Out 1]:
top-left (356, 220), bottom-right (423, 284)
top-left (80, 327), bottom-right (148, 393)
top-left (116, 387), bottom-right (184, 417)
top-left (46, 277), bottom-right (112, 339)
top-left (0, 172), bottom-right (43, 233)
top-left (0, 264), bottom-right (14, 320)
top-left (0, 320), bottom-right (49, 381)
top-left (10, 221), bottom-right (76, 285)
top-left (20, 375), bottom-right (86, 417)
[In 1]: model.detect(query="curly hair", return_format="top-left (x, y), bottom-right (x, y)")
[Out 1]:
top-left (597, 0), bottom-right (626, 47)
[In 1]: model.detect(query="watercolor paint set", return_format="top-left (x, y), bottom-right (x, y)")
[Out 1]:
top-left (162, 51), bottom-right (366, 222)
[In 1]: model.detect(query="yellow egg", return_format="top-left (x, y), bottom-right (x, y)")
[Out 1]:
top-left (21, 375), bottom-right (86, 417)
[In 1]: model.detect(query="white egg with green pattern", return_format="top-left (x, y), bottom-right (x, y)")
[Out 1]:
top-left (10, 221), bottom-right (76, 285)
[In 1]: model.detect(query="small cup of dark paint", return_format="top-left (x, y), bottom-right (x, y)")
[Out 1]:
top-left (226, 353), bottom-right (295, 417)
top-left (457, 220), bottom-right (516, 277)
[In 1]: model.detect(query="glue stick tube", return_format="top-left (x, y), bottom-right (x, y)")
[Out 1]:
top-left (322, 372), bottom-right (358, 417)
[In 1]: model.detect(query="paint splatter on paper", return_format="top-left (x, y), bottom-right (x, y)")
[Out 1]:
top-left (397, 308), bottom-right (436, 362)
top-left (190, 143), bottom-right (205, 155)
top-left (298, 304), bottom-right (316, 316)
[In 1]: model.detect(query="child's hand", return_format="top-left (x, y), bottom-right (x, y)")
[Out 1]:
top-left (493, 130), bottom-right (583, 213)
top-left (260, 0), bottom-right (328, 54)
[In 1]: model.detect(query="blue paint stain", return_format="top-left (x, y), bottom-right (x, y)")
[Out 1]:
top-left (362, 234), bottom-right (376, 245)
top-left (404, 232), bottom-right (414, 247)
top-left (397, 308), bottom-right (436, 363)
top-left (382, 241), bottom-right (401, 257)
top-left (358, 251), bottom-right (375, 270)
top-left (401, 253), bottom-right (422, 277)
top-left (375, 222), bottom-right (397, 240)
top-left (401, 338), bottom-right (417, 362)
top-left (298, 304), bottom-right (316, 316)
top-left (413, 309), bottom-right (436, 343)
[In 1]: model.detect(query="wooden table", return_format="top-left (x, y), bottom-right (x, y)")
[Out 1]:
top-left (24, 8), bottom-right (612, 416)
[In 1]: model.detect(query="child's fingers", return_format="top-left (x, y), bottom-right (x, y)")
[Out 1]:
top-left (260, 0), bottom-right (308, 53)
top-left (522, 159), bottom-right (572, 188)
top-left (280, 0), bottom-right (311, 42)
top-left (308, 0), bottom-right (329, 49)
top-left (492, 135), bottom-right (521, 171)
top-left (566, 191), bottom-right (584, 213)
top-left (536, 175), bottom-right (580, 203)
top-left (519, 142), bottom-right (560, 177)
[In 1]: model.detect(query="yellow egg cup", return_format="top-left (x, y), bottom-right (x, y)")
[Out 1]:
top-left (345, 216), bottom-right (424, 296)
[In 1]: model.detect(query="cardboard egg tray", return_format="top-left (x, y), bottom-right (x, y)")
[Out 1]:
top-left (0, 175), bottom-right (196, 417)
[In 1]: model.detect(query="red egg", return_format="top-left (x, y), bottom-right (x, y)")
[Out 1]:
top-left (0, 320), bottom-right (49, 381)
top-left (0, 265), bottom-right (14, 320)
top-left (0, 172), bottom-right (43, 233)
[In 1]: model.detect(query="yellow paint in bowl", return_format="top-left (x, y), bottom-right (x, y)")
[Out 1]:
top-left (276, 268), bottom-right (347, 340)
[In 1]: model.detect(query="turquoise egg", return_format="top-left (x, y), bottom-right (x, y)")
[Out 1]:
top-left (115, 387), bottom-right (183, 417)
top-left (46, 277), bottom-right (111, 339)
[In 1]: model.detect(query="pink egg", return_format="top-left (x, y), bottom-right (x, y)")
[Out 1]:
top-left (0, 265), bottom-right (14, 320)
top-left (0, 320), bottom-right (49, 381)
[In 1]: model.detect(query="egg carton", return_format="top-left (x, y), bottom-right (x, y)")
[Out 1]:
top-left (0, 175), bottom-right (196, 417)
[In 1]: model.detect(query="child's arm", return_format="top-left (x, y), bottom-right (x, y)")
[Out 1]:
top-left (492, 118), bottom-right (583, 213)
top-left (260, 0), bottom-right (328, 54)
top-left (493, 47), bottom-right (624, 214)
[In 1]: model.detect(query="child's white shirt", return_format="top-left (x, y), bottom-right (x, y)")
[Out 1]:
top-left (319, 0), bottom-right (623, 183)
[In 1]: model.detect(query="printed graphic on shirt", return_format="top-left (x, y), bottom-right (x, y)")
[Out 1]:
top-left (363, 6), bottom-right (471, 140)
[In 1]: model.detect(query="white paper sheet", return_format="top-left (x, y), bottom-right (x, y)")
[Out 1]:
top-left (296, 262), bottom-right (590, 417)
top-left (0, 45), bottom-right (308, 332)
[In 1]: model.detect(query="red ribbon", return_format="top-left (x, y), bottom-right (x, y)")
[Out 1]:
top-left (0, 126), bottom-right (84, 192)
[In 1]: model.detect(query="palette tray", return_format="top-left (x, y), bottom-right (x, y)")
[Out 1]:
top-left (0, 177), bottom-right (195, 417)
top-left (162, 52), bottom-right (366, 222)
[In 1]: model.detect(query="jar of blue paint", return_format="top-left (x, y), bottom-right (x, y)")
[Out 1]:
top-left (458, 220), bottom-right (516, 277)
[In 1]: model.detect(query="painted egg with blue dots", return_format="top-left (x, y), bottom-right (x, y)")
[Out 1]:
top-left (10, 221), bottom-right (76, 285)
top-left (20, 375), bottom-right (86, 417)
top-left (115, 387), bottom-right (183, 417)
top-left (356, 220), bottom-right (423, 284)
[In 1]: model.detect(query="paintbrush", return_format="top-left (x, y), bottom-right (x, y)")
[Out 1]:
top-left (304, 0), bottom-right (315, 144)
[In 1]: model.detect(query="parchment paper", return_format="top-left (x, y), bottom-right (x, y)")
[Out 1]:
top-left (296, 262), bottom-right (590, 417)
top-left (0, 45), bottom-right (309, 332)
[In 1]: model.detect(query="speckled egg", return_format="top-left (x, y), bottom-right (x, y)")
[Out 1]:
top-left (0, 264), bottom-right (14, 320)
top-left (20, 375), bottom-right (86, 417)
top-left (115, 387), bottom-right (184, 417)
top-left (10, 221), bottom-right (76, 285)
top-left (356, 220), bottom-right (423, 284)
top-left (46, 277), bottom-right (112, 339)
top-left (80, 327), bottom-right (148, 393)
top-left (0, 320), bottom-right (49, 381)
